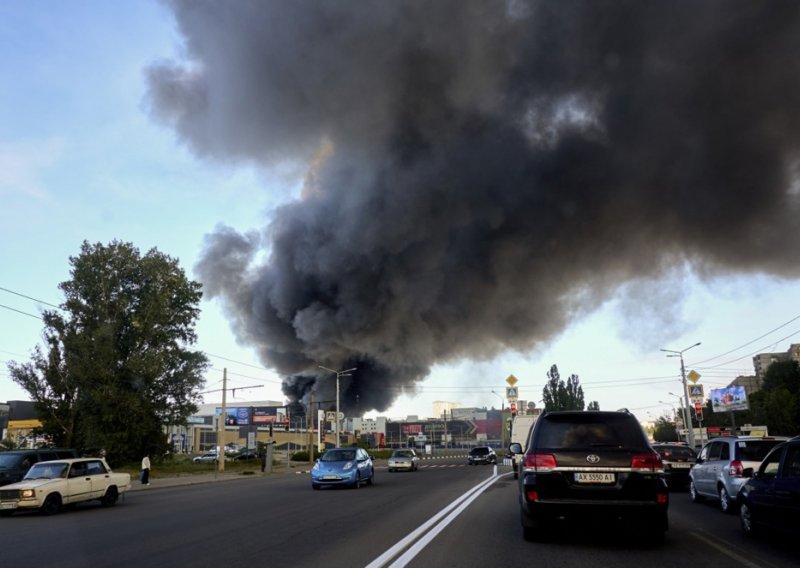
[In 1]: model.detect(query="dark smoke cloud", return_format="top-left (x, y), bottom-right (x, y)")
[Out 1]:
top-left (146, 1), bottom-right (800, 411)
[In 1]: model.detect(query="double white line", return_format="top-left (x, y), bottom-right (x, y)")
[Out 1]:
top-left (366, 466), bottom-right (506, 568)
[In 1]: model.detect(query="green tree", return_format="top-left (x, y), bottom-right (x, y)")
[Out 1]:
top-left (587, 401), bottom-right (600, 411)
top-left (652, 416), bottom-right (679, 442)
top-left (8, 240), bottom-right (208, 464)
top-left (542, 364), bottom-right (585, 411)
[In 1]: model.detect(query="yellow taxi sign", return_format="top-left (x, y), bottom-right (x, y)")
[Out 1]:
top-left (506, 374), bottom-right (518, 386)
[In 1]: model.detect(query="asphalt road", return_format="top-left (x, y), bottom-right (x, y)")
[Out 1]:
top-left (1, 457), bottom-right (796, 568)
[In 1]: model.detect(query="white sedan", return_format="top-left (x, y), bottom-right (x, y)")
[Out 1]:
top-left (388, 449), bottom-right (420, 472)
top-left (0, 458), bottom-right (131, 516)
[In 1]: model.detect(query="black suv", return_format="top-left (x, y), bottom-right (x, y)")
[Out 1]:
top-left (0, 448), bottom-right (79, 486)
top-left (510, 410), bottom-right (668, 543)
top-left (468, 446), bottom-right (497, 465)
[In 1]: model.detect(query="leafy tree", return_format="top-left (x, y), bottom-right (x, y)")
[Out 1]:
top-left (652, 416), bottom-right (679, 442)
top-left (542, 364), bottom-right (585, 411)
top-left (8, 240), bottom-right (208, 464)
top-left (587, 401), bottom-right (600, 410)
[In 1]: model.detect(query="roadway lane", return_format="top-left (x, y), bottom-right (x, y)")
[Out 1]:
top-left (2, 459), bottom-right (796, 567)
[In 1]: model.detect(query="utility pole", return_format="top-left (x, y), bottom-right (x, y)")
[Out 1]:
top-left (318, 366), bottom-right (356, 448)
top-left (308, 389), bottom-right (315, 465)
top-left (218, 369), bottom-right (227, 472)
top-left (661, 342), bottom-right (701, 449)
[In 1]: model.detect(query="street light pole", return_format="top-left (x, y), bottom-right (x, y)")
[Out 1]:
top-left (319, 365), bottom-right (357, 448)
top-left (661, 342), bottom-right (701, 449)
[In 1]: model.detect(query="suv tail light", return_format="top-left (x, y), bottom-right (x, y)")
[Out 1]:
top-left (631, 453), bottom-right (663, 472)
top-left (523, 453), bottom-right (557, 472)
top-left (727, 460), bottom-right (744, 477)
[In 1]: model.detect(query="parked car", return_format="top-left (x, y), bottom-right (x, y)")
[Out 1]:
top-left (0, 458), bottom-right (130, 516)
top-left (511, 410), bottom-right (668, 544)
top-left (311, 448), bottom-right (375, 489)
top-left (652, 443), bottom-right (696, 489)
top-left (0, 449), bottom-right (79, 487)
top-left (467, 446), bottom-right (497, 465)
top-left (388, 449), bottom-right (419, 472)
top-left (231, 451), bottom-right (258, 461)
top-left (738, 435), bottom-right (800, 537)
top-left (689, 436), bottom-right (789, 513)
top-left (193, 453), bottom-right (220, 463)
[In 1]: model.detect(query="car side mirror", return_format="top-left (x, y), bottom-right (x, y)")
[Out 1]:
top-left (509, 443), bottom-right (523, 455)
top-left (742, 467), bottom-right (754, 478)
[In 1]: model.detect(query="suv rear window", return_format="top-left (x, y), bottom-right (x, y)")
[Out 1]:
top-left (737, 440), bottom-right (784, 461)
top-left (536, 413), bottom-right (649, 450)
top-left (470, 447), bottom-right (490, 455)
top-left (654, 446), bottom-right (695, 459)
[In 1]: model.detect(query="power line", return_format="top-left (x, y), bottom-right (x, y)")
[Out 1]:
top-left (0, 303), bottom-right (42, 320)
top-left (0, 286), bottom-right (61, 310)
top-left (692, 313), bottom-right (800, 366)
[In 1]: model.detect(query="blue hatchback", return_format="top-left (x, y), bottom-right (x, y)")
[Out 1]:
top-left (311, 448), bottom-right (375, 490)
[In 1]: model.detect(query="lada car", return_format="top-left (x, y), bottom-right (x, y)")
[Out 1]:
top-left (0, 458), bottom-right (131, 516)
top-left (388, 449), bottom-right (420, 472)
top-left (511, 410), bottom-right (668, 544)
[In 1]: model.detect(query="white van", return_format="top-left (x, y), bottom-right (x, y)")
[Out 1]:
top-left (509, 414), bottom-right (538, 479)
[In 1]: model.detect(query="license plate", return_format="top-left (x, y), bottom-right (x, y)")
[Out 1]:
top-left (670, 463), bottom-right (692, 468)
top-left (0, 502), bottom-right (18, 510)
top-left (574, 472), bottom-right (615, 484)
top-left (322, 475), bottom-right (339, 480)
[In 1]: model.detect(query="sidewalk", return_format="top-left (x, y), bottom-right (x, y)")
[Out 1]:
top-left (127, 464), bottom-right (315, 492)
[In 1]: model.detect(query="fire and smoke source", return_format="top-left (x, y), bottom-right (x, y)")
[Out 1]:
top-left (145, 1), bottom-right (800, 411)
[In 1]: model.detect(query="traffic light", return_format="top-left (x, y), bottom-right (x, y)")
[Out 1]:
top-left (694, 402), bottom-right (704, 422)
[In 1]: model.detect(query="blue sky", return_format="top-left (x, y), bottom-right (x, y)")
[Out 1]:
top-left (2, 2), bottom-right (799, 424)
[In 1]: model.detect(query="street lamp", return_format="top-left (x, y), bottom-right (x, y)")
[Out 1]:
top-left (661, 342), bottom-right (700, 448)
top-left (490, 390), bottom-right (505, 411)
top-left (319, 365), bottom-right (357, 448)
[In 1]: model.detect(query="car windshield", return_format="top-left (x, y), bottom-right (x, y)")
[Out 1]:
top-left (393, 451), bottom-right (414, 458)
top-left (538, 414), bottom-right (649, 450)
top-left (470, 448), bottom-right (490, 455)
top-left (23, 462), bottom-right (68, 479)
top-left (321, 450), bottom-right (356, 462)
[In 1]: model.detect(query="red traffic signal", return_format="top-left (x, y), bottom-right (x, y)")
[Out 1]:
top-left (510, 402), bottom-right (517, 415)
top-left (694, 402), bottom-right (704, 422)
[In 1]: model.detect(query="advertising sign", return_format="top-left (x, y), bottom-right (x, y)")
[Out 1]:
top-left (710, 386), bottom-right (749, 412)
top-left (216, 406), bottom-right (251, 425)
top-left (252, 406), bottom-right (282, 424)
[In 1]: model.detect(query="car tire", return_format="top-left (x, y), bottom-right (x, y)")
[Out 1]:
top-left (719, 486), bottom-right (736, 514)
top-left (367, 469), bottom-right (374, 486)
top-left (689, 481), bottom-right (704, 503)
top-left (40, 494), bottom-right (61, 516)
top-left (0, 510), bottom-right (14, 517)
top-left (101, 486), bottom-right (119, 507)
top-left (353, 473), bottom-right (361, 489)
top-left (388, 468), bottom-right (393, 472)
top-left (312, 483), bottom-right (321, 490)
top-left (740, 502), bottom-right (759, 537)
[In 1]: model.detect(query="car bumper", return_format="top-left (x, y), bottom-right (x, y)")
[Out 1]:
top-left (311, 471), bottom-right (358, 486)
top-left (388, 462), bottom-right (414, 470)
top-left (520, 498), bottom-right (669, 529)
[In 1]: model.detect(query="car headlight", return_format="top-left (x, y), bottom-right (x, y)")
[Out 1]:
top-left (343, 461), bottom-right (354, 471)
top-left (20, 489), bottom-right (36, 500)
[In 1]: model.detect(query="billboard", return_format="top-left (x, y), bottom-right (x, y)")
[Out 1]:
top-left (710, 386), bottom-right (749, 412)
top-left (252, 406), bottom-right (284, 424)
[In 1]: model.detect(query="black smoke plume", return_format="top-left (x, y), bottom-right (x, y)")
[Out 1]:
top-left (146, 1), bottom-right (800, 412)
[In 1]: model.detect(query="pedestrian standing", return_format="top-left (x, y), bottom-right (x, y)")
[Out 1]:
top-left (141, 453), bottom-right (151, 485)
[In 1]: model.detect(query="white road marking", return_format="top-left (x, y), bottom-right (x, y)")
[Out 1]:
top-left (366, 465), bottom-right (506, 568)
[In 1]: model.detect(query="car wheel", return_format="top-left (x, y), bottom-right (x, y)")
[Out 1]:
top-left (40, 494), bottom-right (61, 516)
top-left (0, 510), bottom-right (14, 517)
top-left (101, 486), bottom-right (119, 507)
top-left (353, 473), bottom-right (361, 489)
top-left (312, 483), bottom-right (321, 490)
top-left (689, 481), bottom-right (704, 503)
top-left (740, 502), bottom-right (759, 537)
top-left (388, 468), bottom-right (393, 472)
top-left (719, 486), bottom-right (736, 514)
top-left (367, 468), bottom-right (374, 486)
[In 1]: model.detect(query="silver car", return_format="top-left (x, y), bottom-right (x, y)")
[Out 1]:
top-left (689, 436), bottom-right (789, 513)
top-left (388, 449), bottom-right (419, 472)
